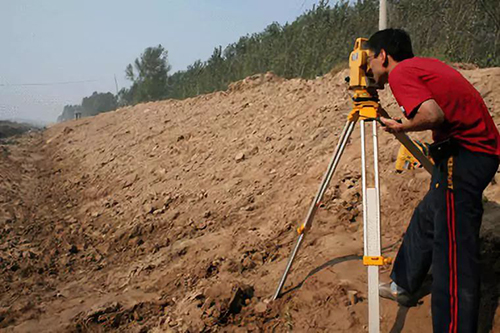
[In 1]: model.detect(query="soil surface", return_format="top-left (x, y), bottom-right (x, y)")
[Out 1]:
top-left (1, 67), bottom-right (499, 332)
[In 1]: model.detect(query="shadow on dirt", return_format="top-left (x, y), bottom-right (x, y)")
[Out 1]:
top-left (278, 201), bottom-right (500, 332)
top-left (280, 254), bottom-right (363, 298)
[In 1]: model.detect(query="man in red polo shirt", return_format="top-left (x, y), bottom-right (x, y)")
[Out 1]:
top-left (366, 29), bottom-right (500, 332)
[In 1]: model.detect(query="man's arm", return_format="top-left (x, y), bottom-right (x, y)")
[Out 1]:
top-left (380, 99), bottom-right (445, 133)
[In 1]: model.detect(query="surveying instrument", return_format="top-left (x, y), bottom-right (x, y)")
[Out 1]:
top-left (272, 38), bottom-right (433, 332)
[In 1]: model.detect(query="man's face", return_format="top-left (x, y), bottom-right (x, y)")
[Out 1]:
top-left (367, 49), bottom-right (389, 87)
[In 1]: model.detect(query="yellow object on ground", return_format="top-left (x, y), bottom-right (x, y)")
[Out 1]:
top-left (395, 140), bottom-right (431, 172)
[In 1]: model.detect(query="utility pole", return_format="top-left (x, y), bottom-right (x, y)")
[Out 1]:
top-left (114, 75), bottom-right (119, 95)
top-left (379, 0), bottom-right (387, 30)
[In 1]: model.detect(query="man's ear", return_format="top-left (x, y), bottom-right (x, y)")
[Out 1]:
top-left (381, 49), bottom-right (389, 67)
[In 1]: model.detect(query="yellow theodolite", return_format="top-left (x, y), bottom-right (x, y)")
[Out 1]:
top-left (346, 38), bottom-right (381, 123)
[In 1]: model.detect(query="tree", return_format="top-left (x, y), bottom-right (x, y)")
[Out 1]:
top-left (117, 85), bottom-right (136, 107)
top-left (117, 0), bottom-right (499, 103)
top-left (81, 92), bottom-right (117, 116)
top-left (124, 45), bottom-right (171, 103)
top-left (56, 92), bottom-right (117, 122)
top-left (57, 104), bottom-right (83, 122)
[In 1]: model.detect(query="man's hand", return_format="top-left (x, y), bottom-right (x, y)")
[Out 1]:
top-left (380, 117), bottom-right (405, 133)
top-left (380, 99), bottom-right (445, 134)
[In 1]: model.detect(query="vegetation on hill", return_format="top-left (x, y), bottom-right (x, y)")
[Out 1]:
top-left (0, 121), bottom-right (38, 139)
top-left (58, 0), bottom-right (499, 121)
top-left (57, 92), bottom-right (117, 122)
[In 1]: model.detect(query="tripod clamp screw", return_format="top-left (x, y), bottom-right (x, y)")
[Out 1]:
top-left (363, 256), bottom-right (393, 266)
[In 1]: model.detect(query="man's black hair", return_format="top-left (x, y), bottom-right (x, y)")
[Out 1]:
top-left (367, 28), bottom-right (414, 63)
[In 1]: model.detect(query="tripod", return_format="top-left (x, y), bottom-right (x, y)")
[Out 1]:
top-left (272, 88), bottom-right (433, 333)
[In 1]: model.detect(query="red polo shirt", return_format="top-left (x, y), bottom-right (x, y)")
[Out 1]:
top-left (388, 57), bottom-right (500, 156)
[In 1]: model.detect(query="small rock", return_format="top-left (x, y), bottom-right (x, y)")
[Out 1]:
top-left (143, 203), bottom-right (154, 214)
top-left (22, 251), bottom-right (37, 259)
top-left (123, 174), bottom-right (138, 188)
top-left (196, 221), bottom-right (208, 230)
top-left (254, 302), bottom-right (267, 313)
top-left (250, 252), bottom-right (264, 264)
top-left (241, 256), bottom-right (256, 271)
top-left (235, 152), bottom-right (245, 162)
top-left (153, 208), bottom-right (165, 215)
top-left (167, 316), bottom-right (176, 327)
top-left (347, 290), bottom-right (359, 305)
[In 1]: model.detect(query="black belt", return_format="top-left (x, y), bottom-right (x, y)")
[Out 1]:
top-left (429, 138), bottom-right (460, 163)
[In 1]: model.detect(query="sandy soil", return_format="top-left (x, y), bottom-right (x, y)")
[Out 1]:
top-left (1, 67), bottom-right (499, 332)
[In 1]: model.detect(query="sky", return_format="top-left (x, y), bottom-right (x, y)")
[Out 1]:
top-left (0, 0), bottom-right (323, 124)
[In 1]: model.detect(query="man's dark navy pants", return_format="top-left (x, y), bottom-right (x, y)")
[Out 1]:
top-left (390, 145), bottom-right (499, 332)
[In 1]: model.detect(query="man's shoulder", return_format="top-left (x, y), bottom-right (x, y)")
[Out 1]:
top-left (393, 57), bottom-right (444, 72)
top-left (390, 57), bottom-right (454, 82)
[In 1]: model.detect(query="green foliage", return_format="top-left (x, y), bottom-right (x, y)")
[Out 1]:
top-left (120, 45), bottom-right (171, 104)
top-left (158, 0), bottom-right (499, 101)
top-left (57, 104), bottom-right (83, 122)
top-left (388, 0), bottom-right (500, 66)
top-left (57, 92), bottom-right (116, 123)
top-left (0, 121), bottom-right (36, 139)
top-left (117, 84), bottom-right (136, 107)
top-left (58, 0), bottom-right (499, 118)
top-left (81, 92), bottom-right (117, 116)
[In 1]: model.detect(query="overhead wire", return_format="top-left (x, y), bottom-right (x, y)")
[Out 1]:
top-left (0, 79), bottom-right (97, 87)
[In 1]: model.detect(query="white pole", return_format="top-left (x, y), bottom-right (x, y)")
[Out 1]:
top-left (114, 74), bottom-right (119, 95)
top-left (379, 0), bottom-right (387, 30)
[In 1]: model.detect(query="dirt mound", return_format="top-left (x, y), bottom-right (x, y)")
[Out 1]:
top-left (228, 72), bottom-right (284, 92)
top-left (1, 67), bottom-right (499, 332)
